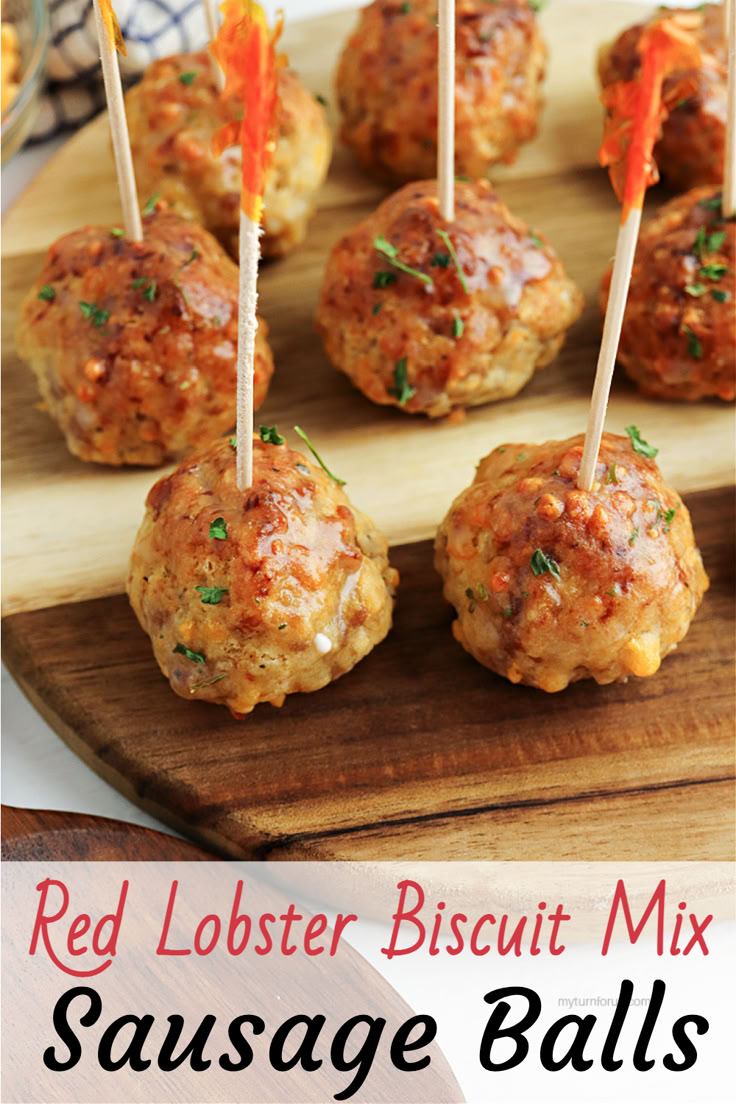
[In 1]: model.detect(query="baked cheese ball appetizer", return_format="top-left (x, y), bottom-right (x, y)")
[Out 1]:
top-left (16, 207), bottom-right (273, 466)
top-left (600, 187), bottom-right (735, 401)
top-left (435, 430), bottom-right (708, 692)
top-left (125, 50), bottom-right (332, 259)
top-left (128, 431), bottom-right (397, 715)
top-left (598, 4), bottom-right (726, 192)
top-left (316, 179), bottom-right (583, 417)
top-left (336, 0), bottom-right (546, 183)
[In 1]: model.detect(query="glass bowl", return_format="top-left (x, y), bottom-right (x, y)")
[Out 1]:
top-left (2, 0), bottom-right (49, 164)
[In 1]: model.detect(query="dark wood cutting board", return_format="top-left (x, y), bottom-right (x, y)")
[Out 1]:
top-left (3, 487), bottom-right (734, 863)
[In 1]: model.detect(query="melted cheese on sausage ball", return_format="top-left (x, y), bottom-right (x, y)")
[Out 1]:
top-left (125, 51), bottom-right (332, 259)
top-left (316, 179), bottom-right (583, 417)
top-left (601, 187), bottom-right (735, 402)
top-left (598, 4), bottom-right (726, 192)
top-left (128, 436), bottom-right (398, 715)
top-left (336, 0), bottom-right (546, 182)
top-left (16, 209), bottom-right (273, 466)
top-left (435, 433), bottom-right (708, 692)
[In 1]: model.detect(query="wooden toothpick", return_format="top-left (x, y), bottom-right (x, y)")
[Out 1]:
top-left (723, 0), bottom-right (736, 217)
top-left (202, 0), bottom-right (226, 92)
top-left (437, 0), bottom-right (455, 222)
top-left (92, 0), bottom-right (142, 241)
top-left (236, 213), bottom-right (260, 489)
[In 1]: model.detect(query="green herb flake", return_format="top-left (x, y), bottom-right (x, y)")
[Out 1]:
top-left (712, 289), bottom-right (729, 302)
top-left (372, 301), bottom-right (383, 314)
top-left (142, 280), bottom-right (157, 303)
top-left (683, 324), bottom-right (702, 358)
top-left (229, 436), bottom-right (237, 449)
top-left (663, 507), bottom-right (676, 525)
top-left (374, 235), bottom-right (433, 288)
top-left (195, 585), bottom-right (228, 605)
top-left (430, 252), bottom-right (451, 268)
top-left (699, 263), bottom-right (728, 281)
top-left (388, 357), bottom-right (415, 405)
top-left (698, 193), bottom-right (722, 211)
top-left (213, 315), bottom-right (221, 326)
top-left (495, 446), bottom-right (506, 453)
top-left (529, 0), bottom-right (547, 10)
top-left (132, 277), bottom-right (146, 289)
top-left (605, 462), bottom-right (619, 485)
top-left (172, 642), bottom-right (206, 664)
top-left (209, 517), bottom-right (228, 540)
top-left (625, 424), bottom-right (659, 458)
top-left (178, 71), bottom-right (198, 85)
top-left (315, 93), bottom-right (328, 106)
top-left (629, 526), bottom-right (639, 546)
top-left (399, 1), bottom-right (411, 11)
top-left (278, 624), bottom-right (287, 630)
top-left (476, 583), bottom-right (489, 601)
top-left (110, 227), bottom-right (125, 238)
top-left (685, 282), bottom-right (707, 297)
top-left (529, 232), bottom-right (544, 248)
top-left (180, 249), bottom-right (198, 268)
top-left (373, 270), bottom-right (397, 289)
top-left (294, 425), bottom-right (346, 486)
top-left (502, 607), bottom-right (514, 619)
top-left (78, 301), bottom-right (109, 328)
top-left (465, 587), bottom-right (476, 612)
top-left (452, 316), bottom-right (464, 338)
top-left (706, 230), bottom-right (726, 253)
top-left (259, 425), bottom-right (285, 445)
top-left (436, 228), bottom-right (469, 294)
top-left (142, 192), bottom-right (160, 216)
top-left (530, 549), bottom-right (560, 580)
top-left (37, 285), bottom-right (55, 301)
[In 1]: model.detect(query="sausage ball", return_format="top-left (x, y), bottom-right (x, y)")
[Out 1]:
top-left (435, 431), bottom-right (708, 692)
top-left (16, 208), bottom-right (273, 466)
top-left (601, 187), bottom-right (735, 401)
top-left (128, 434), bottom-right (398, 715)
top-left (598, 4), bottom-right (726, 192)
top-left (336, 0), bottom-right (546, 183)
top-left (126, 50), bottom-right (332, 259)
top-left (316, 179), bottom-right (583, 417)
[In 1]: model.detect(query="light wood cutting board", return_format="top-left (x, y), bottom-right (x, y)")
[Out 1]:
top-left (1, 2), bottom-right (734, 863)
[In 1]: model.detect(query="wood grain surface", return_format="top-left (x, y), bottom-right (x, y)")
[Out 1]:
top-left (3, 488), bottom-right (733, 863)
top-left (2, 1), bottom-right (734, 616)
top-left (0, 804), bottom-right (211, 860)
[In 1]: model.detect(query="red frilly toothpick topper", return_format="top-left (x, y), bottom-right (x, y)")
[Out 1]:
top-left (211, 0), bottom-right (285, 223)
top-left (96, 0), bottom-right (127, 54)
top-left (599, 15), bottom-right (701, 222)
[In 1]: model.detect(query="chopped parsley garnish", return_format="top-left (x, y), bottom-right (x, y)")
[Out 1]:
top-left (605, 462), bottom-right (619, 485)
top-left (465, 587), bottom-right (476, 612)
top-left (373, 270), bottom-right (397, 289)
top-left (372, 302), bottom-right (383, 314)
top-left (663, 507), bottom-right (676, 525)
top-left (683, 324), bottom-right (702, 358)
top-left (698, 193), bottom-right (722, 211)
top-left (529, 0), bottom-right (547, 10)
top-left (132, 277), bottom-right (146, 289)
top-left (629, 527), bottom-right (639, 546)
top-left (400, 1), bottom-right (411, 11)
top-left (685, 282), bottom-right (707, 297)
top-left (529, 232), bottom-right (543, 248)
top-left (142, 280), bottom-right (157, 302)
top-left (315, 93), bottom-right (328, 105)
top-left (229, 436), bottom-right (237, 449)
top-left (209, 517), bottom-right (228, 540)
top-left (430, 252), bottom-right (451, 268)
top-left (213, 315), bottom-right (221, 326)
top-left (476, 583), bottom-right (489, 601)
top-left (294, 425), bottom-right (346, 486)
top-left (195, 585), bottom-right (228, 605)
top-left (374, 235), bottom-right (433, 288)
top-left (625, 424), bottom-right (658, 458)
top-left (180, 249), bottom-right (198, 267)
top-left (142, 193), bottom-right (160, 216)
top-left (699, 263), bottom-right (728, 281)
top-left (693, 227), bottom-right (726, 258)
top-left (78, 301), bottom-right (109, 328)
top-left (530, 549), bottom-right (560, 580)
top-left (278, 624), bottom-right (287, 630)
top-left (452, 316), bottom-right (464, 338)
top-left (37, 285), bottom-right (55, 301)
top-left (178, 71), bottom-right (198, 85)
top-left (436, 229), bottom-right (469, 294)
top-left (173, 643), bottom-right (206, 664)
top-left (388, 357), bottom-right (415, 405)
top-left (260, 425), bottom-right (285, 445)
top-left (712, 289), bottom-right (729, 302)
top-left (502, 607), bottom-right (513, 619)
top-left (110, 227), bottom-right (125, 237)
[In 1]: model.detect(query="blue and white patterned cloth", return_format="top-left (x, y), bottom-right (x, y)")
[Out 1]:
top-left (32, 0), bottom-right (210, 142)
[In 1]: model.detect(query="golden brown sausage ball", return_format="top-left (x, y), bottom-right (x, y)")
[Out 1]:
top-left (126, 51), bottom-right (332, 259)
top-left (336, 0), bottom-right (546, 183)
top-left (128, 434), bottom-right (398, 715)
top-left (16, 209), bottom-right (273, 466)
top-left (600, 187), bottom-right (735, 401)
top-left (435, 431), bottom-right (708, 692)
top-left (598, 4), bottom-right (726, 192)
top-left (316, 179), bottom-right (583, 417)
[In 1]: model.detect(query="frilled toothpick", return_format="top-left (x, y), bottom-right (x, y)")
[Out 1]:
top-left (212, 0), bottom-right (283, 491)
top-left (724, 0), bottom-right (736, 217)
top-left (93, 0), bottom-right (142, 240)
top-left (202, 0), bottom-right (226, 91)
top-left (437, 0), bottom-right (455, 222)
top-left (578, 17), bottom-right (701, 491)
